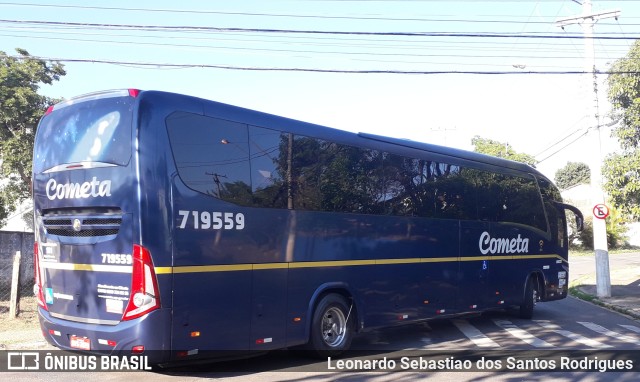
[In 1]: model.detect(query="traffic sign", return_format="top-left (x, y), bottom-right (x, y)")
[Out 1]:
top-left (592, 204), bottom-right (610, 220)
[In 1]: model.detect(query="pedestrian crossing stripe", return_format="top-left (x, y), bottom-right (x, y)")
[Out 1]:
top-left (578, 322), bottom-right (640, 346)
top-left (446, 319), bottom-right (640, 349)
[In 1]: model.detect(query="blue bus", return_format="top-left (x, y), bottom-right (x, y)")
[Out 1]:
top-left (32, 89), bottom-right (583, 362)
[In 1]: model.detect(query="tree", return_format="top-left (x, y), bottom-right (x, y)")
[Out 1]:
top-left (554, 162), bottom-right (590, 190)
top-left (471, 136), bottom-right (537, 166)
top-left (0, 49), bottom-right (65, 227)
top-left (608, 40), bottom-right (640, 150)
top-left (603, 151), bottom-right (640, 219)
top-left (605, 40), bottom-right (640, 220)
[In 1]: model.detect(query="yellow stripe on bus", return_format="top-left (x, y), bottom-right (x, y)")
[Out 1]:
top-left (39, 254), bottom-right (565, 275)
top-left (160, 254), bottom-right (565, 274)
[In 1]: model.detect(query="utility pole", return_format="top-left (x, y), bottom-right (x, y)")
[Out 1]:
top-left (429, 127), bottom-right (457, 146)
top-left (556, 1), bottom-right (620, 298)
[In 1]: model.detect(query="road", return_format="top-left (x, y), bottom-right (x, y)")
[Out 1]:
top-left (569, 251), bottom-right (640, 281)
top-left (4, 253), bottom-right (640, 381)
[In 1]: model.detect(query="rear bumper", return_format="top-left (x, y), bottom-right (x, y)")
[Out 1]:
top-left (38, 307), bottom-right (172, 364)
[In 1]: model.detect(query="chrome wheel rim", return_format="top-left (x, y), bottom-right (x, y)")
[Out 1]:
top-left (322, 306), bottom-right (347, 347)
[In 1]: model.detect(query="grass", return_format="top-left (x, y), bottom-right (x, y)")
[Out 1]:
top-left (569, 248), bottom-right (640, 257)
top-left (568, 285), bottom-right (598, 303)
top-left (0, 296), bottom-right (47, 348)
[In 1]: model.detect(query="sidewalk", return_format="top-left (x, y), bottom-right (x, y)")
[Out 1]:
top-left (570, 254), bottom-right (640, 320)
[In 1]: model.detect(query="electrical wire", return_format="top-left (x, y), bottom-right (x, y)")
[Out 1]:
top-left (0, 19), bottom-right (637, 39)
top-left (0, 1), bottom-right (639, 26)
top-left (7, 54), bottom-right (639, 75)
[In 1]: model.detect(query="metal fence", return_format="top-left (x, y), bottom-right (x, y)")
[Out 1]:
top-left (0, 231), bottom-right (34, 301)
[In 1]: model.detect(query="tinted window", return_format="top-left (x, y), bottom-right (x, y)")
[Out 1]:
top-left (467, 168), bottom-right (546, 231)
top-left (538, 177), bottom-right (565, 244)
top-left (167, 112), bottom-right (252, 205)
top-left (248, 125), bottom-right (289, 209)
top-left (34, 96), bottom-right (133, 173)
top-left (288, 136), bottom-right (384, 213)
top-left (496, 174), bottom-right (547, 231)
top-left (380, 155), bottom-right (474, 219)
top-left (166, 114), bottom-right (548, 231)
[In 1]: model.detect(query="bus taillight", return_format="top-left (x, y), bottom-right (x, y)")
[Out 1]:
top-left (122, 245), bottom-right (160, 321)
top-left (33, 242), bottom-right (48, 310)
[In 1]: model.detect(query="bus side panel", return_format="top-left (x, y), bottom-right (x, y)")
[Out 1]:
top-left (250, 268), bottom-right (287, 350)
top-left (284, 212), bottom-right (460, 333)
top-left (490, 224), bottom-right (541, 306)
top-left (414, 220), bottom-right (459, 318)
top-left (458, 221), bottom-right (494, 311)
top-left (169, 180), bottom-right (286, 352)
top-left (171, 271), bottom-right (252, 352)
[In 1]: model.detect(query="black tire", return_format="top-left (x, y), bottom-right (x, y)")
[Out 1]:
top-left (308, 294), bottom-right (354, 357)
top-left (519, 276), bottom-right (537, 319)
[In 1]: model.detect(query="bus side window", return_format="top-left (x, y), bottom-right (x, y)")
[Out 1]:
top-left (497, 175), bottom-right (547, 232)
top-left (248, 125), bottom-right (289, 209)
top-left (538, 177), bottom-right (566, 246)
top-left (167, 112), bottom-right (252, 205)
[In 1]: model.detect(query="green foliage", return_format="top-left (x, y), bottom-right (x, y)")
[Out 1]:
top-left (571, 216), bottom-right (593, 250)
top-left (471, 135), bottom-right (537, 166)
top-left (554, 162), bottom-right (590, 190)
top-left (0, 48), bottom-right (65, 226)
top-left (568, 208), bottom-right (629, 251)
top-left (605, 41), bottom-right (640, 222)
top-left (603, 150), bottom-right (640, 220)
top-left (606, 205), bottom-right (629, 249)
top-left (607, 40), bottom-right (640, 151)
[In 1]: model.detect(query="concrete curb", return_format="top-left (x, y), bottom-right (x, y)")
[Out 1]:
top-left (571, 291), bottom-right (640, 321)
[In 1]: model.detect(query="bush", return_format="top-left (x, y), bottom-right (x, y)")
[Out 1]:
top-left (569, 215), bottom-right (629, 250)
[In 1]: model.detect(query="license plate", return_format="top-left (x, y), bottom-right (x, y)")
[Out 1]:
top-left (70, 335), bottom-right (91, 350)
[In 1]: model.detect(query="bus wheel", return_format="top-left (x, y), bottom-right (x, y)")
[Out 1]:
top-left (309, 294), bottom-right (354, 357)
top-left (519, 276), bottom-right (537, 319)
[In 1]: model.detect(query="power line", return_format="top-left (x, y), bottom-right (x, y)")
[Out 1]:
top-left (0, 19), bottom-right (637, 39)
top-left (2, 25), bottom-right (633, 49)
top-left (535, 128), bottom-right (591, 163)
top-left (3, 33), bottom-right (625, 60)
top-left (1, 1), bottom-right (639, 25)
top-left (8, 54), bottom-right (640, 75)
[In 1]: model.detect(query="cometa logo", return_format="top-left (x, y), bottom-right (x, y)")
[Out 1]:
top-left (478, 231), bottom-right (529, 255)
top-left (46, 177), bottom-right (112, 200)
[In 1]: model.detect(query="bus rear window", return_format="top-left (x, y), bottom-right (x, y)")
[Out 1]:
top-left (34, 96), bottom-right (134, 173)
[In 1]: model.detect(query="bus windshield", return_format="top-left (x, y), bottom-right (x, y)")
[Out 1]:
top-left (33, 94), bottom-right (134, 174)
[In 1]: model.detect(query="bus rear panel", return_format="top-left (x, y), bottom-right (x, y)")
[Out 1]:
top-left (33, 90), bottom-right (171, 362)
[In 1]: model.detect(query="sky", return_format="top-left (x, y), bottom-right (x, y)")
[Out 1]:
top-left (1, 0), bottom-right (638, 181)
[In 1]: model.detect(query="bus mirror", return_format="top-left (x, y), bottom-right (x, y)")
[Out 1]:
top-left (574, 215), bottom-right (584, 232)
top-left (554, 202), bottom-right (584, 232)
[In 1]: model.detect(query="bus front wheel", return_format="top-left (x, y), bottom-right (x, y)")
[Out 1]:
top-left (308, 293), bottom-right (354, 357)
top-left (519, 276), bottom-right (538, 319)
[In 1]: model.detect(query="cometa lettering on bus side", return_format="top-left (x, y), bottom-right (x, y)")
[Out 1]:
top-left (46, 177), bottom-right (112, 200)
top-left (478, 231), bottom-right (529, 255)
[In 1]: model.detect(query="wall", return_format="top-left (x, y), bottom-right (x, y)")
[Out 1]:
top-left (0, 231), bottom-right (35, 300)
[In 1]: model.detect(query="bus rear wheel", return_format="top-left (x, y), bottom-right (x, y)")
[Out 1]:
top-left (519, 276), bottom-right (538, 319)
top-left (308, 294), bottom-right (354, 357)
